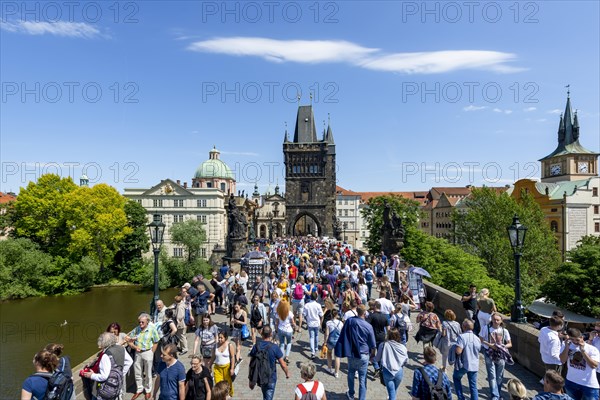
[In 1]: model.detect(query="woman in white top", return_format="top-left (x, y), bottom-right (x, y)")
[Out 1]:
top-left (276, 300), bottom-right (296, 364)
top-left (294, 362), bottom-right (327, 400)
top-left (211, 331), bottom-right (236, 397)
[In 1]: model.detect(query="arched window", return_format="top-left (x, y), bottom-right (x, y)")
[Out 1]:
top-left (220, 182), bottom-right (226, 191)
top-left (550, 220), bottom-right (558, 232)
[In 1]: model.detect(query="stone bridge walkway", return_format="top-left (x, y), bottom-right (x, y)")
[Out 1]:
top-left (122, 309), bottom-right (542, 400)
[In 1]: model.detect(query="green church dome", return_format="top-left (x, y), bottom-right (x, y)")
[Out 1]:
top-left (194, 147), bottom-right (235, 180)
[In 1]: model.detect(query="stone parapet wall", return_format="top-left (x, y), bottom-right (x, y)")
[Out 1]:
top-left (424, 280), bottom-right (546, 378)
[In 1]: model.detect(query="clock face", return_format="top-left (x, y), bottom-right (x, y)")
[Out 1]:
top-left (550, 164), bottom-right (561, 176)
top-left (578, 162), bottom-right (589, 173)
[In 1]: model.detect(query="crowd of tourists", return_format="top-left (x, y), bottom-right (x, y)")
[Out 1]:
top-left (21, 237), bottom-right (600, 400)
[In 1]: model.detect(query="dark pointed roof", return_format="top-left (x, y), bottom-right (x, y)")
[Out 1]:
top-left (293, 105), bottom-right (318, 143)
top-left (326, 124), bottom-right (334, 144)
top-left (283, 129), bottom-right (289, 143)
top-left (540, 94), bottom-right (598, 160)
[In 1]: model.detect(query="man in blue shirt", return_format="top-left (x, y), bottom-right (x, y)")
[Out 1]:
top-left (219, 262), bottom-right (229, 280)
top-left (453, 319), bottom-right (481, 400)
top-left (411, 347), bottom-right (453, 400)
top-left (153, 343), bottom-right (186, 400)
top-left (248, 326), bottom-right (290, 400)
top-left (335, 305), bottom-right (376, 400)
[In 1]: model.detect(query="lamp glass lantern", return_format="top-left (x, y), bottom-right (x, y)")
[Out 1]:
top-left (148, 214), bottom-right (166, 250)
top-left (507, 214), bottom-right (527, 254)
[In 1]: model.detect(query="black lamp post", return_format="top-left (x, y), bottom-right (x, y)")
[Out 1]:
top-left (148, 214), bottom-right (165, 321)
top-left (507, 214), bottom-right (527, 323)
top-left (268, 212), bottom-right (274, 242)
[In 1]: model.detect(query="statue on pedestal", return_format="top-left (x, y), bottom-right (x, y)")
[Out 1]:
top-left (381, 200), bottom-right (405, 257)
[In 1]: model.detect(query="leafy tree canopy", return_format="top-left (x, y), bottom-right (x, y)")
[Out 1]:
top-left (453, 187), bottom-right (561, 305)
top-left (543, 236), bottom-right (600, 318)
top-left (170, 219), bottom-right (207, 262)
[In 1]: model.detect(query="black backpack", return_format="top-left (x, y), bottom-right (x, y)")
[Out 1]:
top-left (35, 369), bottom-right (74, 400)
top-left (96, 354), bottom-right (123, 400)
top-left (418, 367), bottom-right (449, 400)
top-left (248, 343), bottom-right (273, 387)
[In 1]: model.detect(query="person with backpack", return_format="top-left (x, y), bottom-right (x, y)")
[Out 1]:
top-left (153, 343), bottom-right (186, 400)
top-left (376, 328), bottom-right (408, 400)
top-left (184, 355), bottom-right (212, 400)
top-left (248, 326), bottom-right (290, 400)
top-left (81, 332), bottom-right (132, 400)
top-left (291, 276), bottom-right (307, 332)
top-left (294, 362), bottom-right (327, 400)
top-left (390, 303), bottom-right (413, 344)
top-left (324, 308), bottom-right (343, 378)
top-left (410, 346), bottom-right (453, 400)
top-left (368, 301), bottom-right (391, 377)
top-left (362, 265), bottom-right (375, 301)
top-left (21, 349), bottom-right (60, 400)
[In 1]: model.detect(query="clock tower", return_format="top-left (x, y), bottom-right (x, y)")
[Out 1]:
top-left (540, 92), bottom-right (599, 183)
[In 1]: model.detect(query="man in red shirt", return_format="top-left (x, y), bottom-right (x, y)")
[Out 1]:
top-left (289, 264), bottom-right (298, 285)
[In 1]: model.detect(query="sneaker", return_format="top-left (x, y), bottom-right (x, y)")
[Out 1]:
top-left (311, 353), bottom-right (315, 359)
top-left (335, 372), bottom-right (339, 379)
top-left (325, 367), bottom-right (333, 375)
top-left (355, 371), bottom-right (358, 378)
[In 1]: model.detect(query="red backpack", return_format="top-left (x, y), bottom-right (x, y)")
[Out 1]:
top-left (297, 381), bottom-right (319, 400)
top-left (293, 283), bottom-right (304, 300)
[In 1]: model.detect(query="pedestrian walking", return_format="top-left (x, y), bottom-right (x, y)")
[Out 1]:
top-left (375, 328), bottom-right (408, 400)
top-left (453, 319), bottom-right (481, 400)
top-left (248, 326), bottom-right (290, 400)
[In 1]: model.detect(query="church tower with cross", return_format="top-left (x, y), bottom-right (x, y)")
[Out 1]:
top-left (540, 88), bottom-right (599, 183)
top-left (283, 103), bottom-right (337, 237)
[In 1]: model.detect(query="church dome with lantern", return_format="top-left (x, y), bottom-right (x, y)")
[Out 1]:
top-left (192, 147), bottom-right (236, 193)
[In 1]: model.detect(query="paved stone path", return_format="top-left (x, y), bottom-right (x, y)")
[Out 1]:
top-left (123, 306), bottom-right (542, 400)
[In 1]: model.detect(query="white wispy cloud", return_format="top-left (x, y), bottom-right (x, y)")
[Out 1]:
top-left (0, 20), bottom-right (106, 39)
top-left (188, 37), bottom-right (523, 74)
top-left (523, 107), bottom-right (537, 112)
top-left (493, 108), bottom-right (513, 114)
top-left (547, 109), bottom-right (562, 114)
top-left (463, 105), bottom-right (487, 112)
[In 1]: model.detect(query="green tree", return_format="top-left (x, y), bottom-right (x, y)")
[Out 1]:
top-left (453, 187), bottom-right (561, 305)
top-left (170, 219), bottom-right (207, 262)
top-left (64, 184), bottom-right (132, 272)
top-left (11, 174), bottom-right (78, 256)
top-left (402, 226), bottom-right (514, 312)
top-left (543, 236), bottom-right (600, 318)
top-left (361, 194), bottom-right (422, 254)
top-left (114, 200), bottom-right (150, 280)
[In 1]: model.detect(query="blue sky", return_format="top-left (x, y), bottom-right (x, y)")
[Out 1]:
top-left (1, 1), bottom-right (599, 194)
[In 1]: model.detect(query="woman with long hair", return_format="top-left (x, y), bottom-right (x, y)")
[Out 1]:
top-left (21, 350), bottom-right (58, 400)
top-left (211, 331), bottom-right (236, 398)
top-left (193, 313), bottom-right (219, 368)
top-left (477, 288), bottom-right (497, 332)
top-left (276, 300), bottom-right (296, 364)
top-left (324, 308), bottom-right (343, 378)
top-left (230, 302), bottom-right (247, 363)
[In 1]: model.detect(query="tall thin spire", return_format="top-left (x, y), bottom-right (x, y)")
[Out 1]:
top-left (283, 122), bottom-right (289, 143)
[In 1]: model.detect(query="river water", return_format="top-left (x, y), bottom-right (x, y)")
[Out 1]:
top-left (0, 286), bottom-right (178, 400)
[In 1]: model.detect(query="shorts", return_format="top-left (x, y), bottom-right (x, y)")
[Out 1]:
top-left (231, 327), bottom-right (241, 339)
top-left (292, 300), bottom-right (305, 316)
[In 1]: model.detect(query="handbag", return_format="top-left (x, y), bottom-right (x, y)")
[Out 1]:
top-left (241, 324), bottom-right (250, 340)
top-left (432, 330), bottom-right (443, 349)
top-left (201, 345), bottom-right (213, 359)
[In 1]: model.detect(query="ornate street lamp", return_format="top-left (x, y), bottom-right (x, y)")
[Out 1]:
top-left (507, 214), bottom-right (527, 323)
top-left (148, 214), bottom-right (165, 321)
top-left (267, 212), bottom-right (274, 242)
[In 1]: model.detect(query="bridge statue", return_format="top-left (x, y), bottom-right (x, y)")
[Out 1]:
top-left (381, 200), bottom-right (405, 257)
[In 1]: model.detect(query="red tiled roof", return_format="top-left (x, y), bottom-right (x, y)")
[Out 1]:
top-left (0, 192), bottom-right (16, 204)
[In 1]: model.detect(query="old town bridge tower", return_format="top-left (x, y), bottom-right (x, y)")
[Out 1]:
top-left (283, 105), bottom-right (337, 237)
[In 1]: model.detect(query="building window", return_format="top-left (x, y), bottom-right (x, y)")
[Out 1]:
top-left (344, 210), bottom-right (348, 217)
top-left (220, 182), bottom-right (226, 191)
top-left (550, 220), bottom-right (558, 232)
top-left (136, 199), bottom-right (142, 205)
top-left (174, 214), bottom-right (184, 223)
top-left (595, 205), bottom-right (599, 214)
top-left (197, 199), bottom-right (207, 208)
top-left (200, 248), bottom-right (207, 258)
top-left (173, 248), bottom-right (184, 258)
top-left (344, 200), bottom-right (348, 205)
top-left (197, 215), bottom-right (207, 224)
top-left (174, 199), bottom-right (184, 208)
top-left (153, 199), bottom-right (163, 207)
top-left (596, 222), bottom-right (600, 233)
top-left (594, 188), bottom-right (598, 197)
top-left (338, 210), bottom-right (342, 217)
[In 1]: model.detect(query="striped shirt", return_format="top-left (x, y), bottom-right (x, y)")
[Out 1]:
top-left (128, 324), bottom-right (160, 351)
